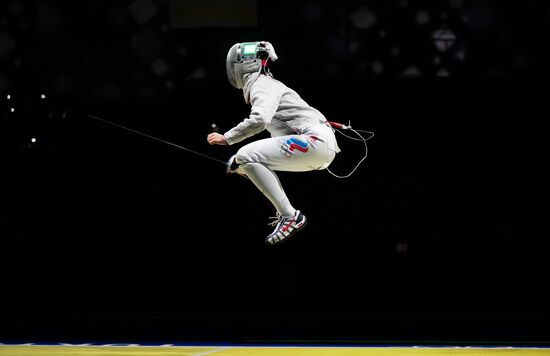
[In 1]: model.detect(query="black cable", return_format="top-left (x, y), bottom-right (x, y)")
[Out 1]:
top-left (88, 115), bottom-right (227, 166)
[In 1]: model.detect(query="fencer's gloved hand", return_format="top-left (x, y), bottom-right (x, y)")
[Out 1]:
top-left (259, 41), bottom-right (278, 62)
top-left (207, 132), bottom-right (227, 146)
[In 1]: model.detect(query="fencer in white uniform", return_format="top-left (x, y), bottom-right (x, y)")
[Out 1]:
top-left (207, 41), bottom-right (340, 245)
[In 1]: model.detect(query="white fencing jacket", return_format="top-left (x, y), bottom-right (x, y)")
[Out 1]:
top-left (224, 73), bottom-right (340, 154)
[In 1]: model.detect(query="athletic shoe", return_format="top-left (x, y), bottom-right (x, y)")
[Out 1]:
top-left (265, 210), bottom-right (307, 245)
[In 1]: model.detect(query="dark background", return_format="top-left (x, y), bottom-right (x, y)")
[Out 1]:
top-left (2, 0), bottom-right (549, 345)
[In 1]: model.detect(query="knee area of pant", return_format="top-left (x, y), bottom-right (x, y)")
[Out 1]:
top-left (232, 152), bottom-right (255, 166)
top-left (227, 154), bottom-right (240, 173)
top-left (227, 154), bottom-right (252, 175)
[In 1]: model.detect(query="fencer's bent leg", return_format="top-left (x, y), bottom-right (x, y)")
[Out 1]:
top-left (237, 162), bottom-right (296, 218)
top-left (227, 133), bottom-right (335, 218)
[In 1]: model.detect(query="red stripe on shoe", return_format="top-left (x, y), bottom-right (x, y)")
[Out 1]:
top-left (281, 218), bottom-right (295, 232)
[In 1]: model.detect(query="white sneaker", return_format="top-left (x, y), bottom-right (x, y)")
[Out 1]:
top-left (265, 210), bottom-right (307, 245)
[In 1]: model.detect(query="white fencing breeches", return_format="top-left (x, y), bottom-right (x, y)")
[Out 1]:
top-left (229, 129), bottom-right (337, 217)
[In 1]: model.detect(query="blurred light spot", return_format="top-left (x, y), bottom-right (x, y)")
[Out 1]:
top-left (401, 66), bottom-right (422, 78)
top-left (372, 61), bottom-right (384, 75)
top-left (151, 58), bottom-right (168, 76)
top-left (395, 242), bottom-right (408, 254)
top-left (31, 138), bottom-right (36, 143)
top-left (11, 108), bottom-right (15, 112)
top-left (129, 0), bottom-right (158, 25)
top-left (432, 28), bottom-right (456, 52)
top-left (186, 67), bottom-right (207, 81)
top-left (350, 5), bottom-right (377, 29)
top-left (416, 10), bottom-right (430, 25)
top-left (41, 94), bottom-right (46, 99)
top-left (6, 94), bottom-right (10, 100)
top-left (455, 48), bottom-right (466, 61)
top-left (437, 68), bottom-right (451, 77)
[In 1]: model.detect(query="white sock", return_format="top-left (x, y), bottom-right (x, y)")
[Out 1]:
top-left (239, 162), bottom-right (296, 217)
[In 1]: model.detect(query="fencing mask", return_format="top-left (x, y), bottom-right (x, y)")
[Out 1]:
top-left (226, 41), bottom-right (278, 89)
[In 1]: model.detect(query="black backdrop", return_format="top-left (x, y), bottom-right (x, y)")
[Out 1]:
top-left (2, 0), bottom-right (549, 345)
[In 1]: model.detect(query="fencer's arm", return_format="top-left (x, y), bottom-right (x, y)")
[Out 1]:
top-left (223, 86), bottom-right (280, 145)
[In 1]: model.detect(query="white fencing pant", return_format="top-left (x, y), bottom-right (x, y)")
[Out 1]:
top-left (230, 129), bottom-right (337, 217)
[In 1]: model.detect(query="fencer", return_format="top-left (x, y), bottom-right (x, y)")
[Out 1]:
top-left (207, 41), bottom-right (340, 245)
